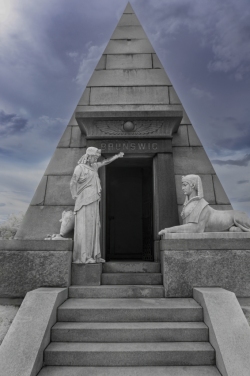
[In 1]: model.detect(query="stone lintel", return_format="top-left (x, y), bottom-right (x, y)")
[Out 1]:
top-left (0, 239), bottom-right (73, 252)
top-left (160, 232), bottom-right (250, 250)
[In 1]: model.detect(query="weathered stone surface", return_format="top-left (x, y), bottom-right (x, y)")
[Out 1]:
top-left (111, 26), bottom-right (147, 39)
top-left (169, 87), bottom-right (181, 104)
top-left (0, 288), bottom-right (67, 376)
top-left (210, 204), bottom-right (233, 210)
top-left (104, 40), bottom-right (154, 54)
top-left (95, 55), bottom-right (106, 70)
top-left (45, 148), bottom-right (84, 175)
top-left (172, 125), bottom-right (189, 147)
top-left (102, 273), bottom-right (163, 285)
top-left (76, 104), bottom-right (182, 113)
top-left (70, 127), bottom-right (86, 148)
top-left (152, 54), bottom-right (164, 69)
top-left (213, 175), bottom-right (230, 205)
top-left (175, 175), bottom-right (215, 205)
top-left (188, 125), bottom-right (202, 146)
top-left (0, 239), bottom-right (72, 251)
top-left (106, 54), bottom-right (152, 69)
top-left (161, 249), bottom-right (250, 297)
top-left (57, 127), bottom-right (72, 148)
top-left (72, 264), bottom-right (102, 286)
top-left (30, 176), bottom-right (48, 206)
top-left (90, 86), bottom-right (169, 105)
top-left (180, 109), bottom-right (191, 125)
top-left (194, 288), bottom-right (250, 376)
top-left (45, 176), bottom-right (75, 206)
top-left (15, 205), bottom-right (74, 240)
top-left (160, 232), bottom-right (250, 250)
top-left (117, 13), bottom-right (141, 26)
top-left (68, 113), bottom-right (78, 126)
top-left (0, 251), bottom-right (71, 297)
top-left (77, 88), bottom-right (90, 105)
top-left (173, 147), bottom-right (215, 174)
top-left (103, 261), bottom-right (161, 273)
top-left (87, 69), bottom-right (171, 87)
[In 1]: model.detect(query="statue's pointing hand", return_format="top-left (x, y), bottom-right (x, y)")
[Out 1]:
top-left (117, 152), bottom-right (124, 158)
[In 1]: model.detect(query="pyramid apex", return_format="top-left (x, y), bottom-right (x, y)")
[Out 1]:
top-left (123, 2), bottom-right (135, 14)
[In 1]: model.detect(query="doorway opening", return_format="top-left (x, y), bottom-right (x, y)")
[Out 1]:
top-left (106, 157), bottom-right (153, 261)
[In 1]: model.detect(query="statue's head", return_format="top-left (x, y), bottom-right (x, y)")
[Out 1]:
top-left (78, 147), bottom-right (102, 165)
top-left (181, 174), bottom-right (204, 200)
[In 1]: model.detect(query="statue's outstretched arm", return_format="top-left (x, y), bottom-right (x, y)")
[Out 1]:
top-left (97, 152), bottom-right (124, 168)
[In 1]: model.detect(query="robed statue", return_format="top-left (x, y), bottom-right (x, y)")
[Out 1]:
top-left (70, 147), bottom-right (124, 264)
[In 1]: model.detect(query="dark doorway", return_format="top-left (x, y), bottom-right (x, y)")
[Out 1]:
top-left (106, 158), bottom-right (153, 261)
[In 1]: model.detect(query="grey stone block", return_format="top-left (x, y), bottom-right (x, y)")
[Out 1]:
top-left (77, 88), bottom-right (90, 105)
top-left (0, 239), bottom-right (72, 251)
top-left (70, 127), bottom-right (86, 148)
top-left (0, 288), bottom-right (67, 376)
top-left (68, 113), bottom-right (78, 126)
top-left (213, 175), bottom-right (230, 205)
top-left (90, 87), bottom-right (169, 105)
top-left (123, 3), bottom-right (135, 13)
top-left (111, 26), bottom-right (147, 39)
top-left (71, 264), bottom-right (102, 286)
top-left (15, 205), bottom-right (74, 240)
top-left (173, 147), bottom-right (215, 174)
top-left (0, 250), bottom-right (71, 297)
top-left (161, 249), bottom-right (250, 297)
top-left (180, 109), bottom-right (191, 125)
top-left (45, 148), bottom-right (85, 175)
top-left (45, 341), bottom-right (214, 366)
top-left (169, 87), bottom-right (181, 104)
top-left (95, 55), bottom-right (106, 70)
top-left (76, 104), bottom-right (182, 113)
top-left (117, 13), bottom-right (141, 26)
top-left (58, 298), bottom-right (203, 322)
top-left (188, 125), bottom-right (202, 146)
top-left (38, 366), bottom-right (221, 376)
top-left (106, 54), bottom-right (152, 69)
top-left (69, 285), bottom-right (164, 299)
top-left (51, 321), bottom-right (208, 343)
top-left (103, 261), bottom-right (160, 273)
top-left (87, 69), bottom-right (171, 87)
top-left (104, 39), bottom-right (154, 54)
top-left (172, 125), bottom-right (189, 147)
top-left (152, 54), bottom-right (164, 69)
top-left (30, 176), bottom-right (48, 206)
top-left (160, 232), bottom-right (250, 250)
top-left (194, 288), bottom-right (250, 376)
top-left (175, 174), bottom-right (215, 205)
top-left (102, 273), bottom-right (163, 285)
top-left (44, 176), bottom-right (75, 206)
top-left (57, 127), bottom-right (72, 148)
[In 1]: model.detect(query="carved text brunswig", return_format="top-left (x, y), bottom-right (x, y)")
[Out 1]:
top-left (100, 142), bottom-right (158, 151)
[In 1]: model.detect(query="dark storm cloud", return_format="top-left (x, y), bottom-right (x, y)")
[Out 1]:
top-left (0, 110), bottom-right (28, 135)
top-left (212, 154), bottom-right (250, 166)
top-left (237, 180), bottom-right (249, 184)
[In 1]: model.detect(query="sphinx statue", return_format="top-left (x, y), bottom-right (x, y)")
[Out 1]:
top-left (159, 174), bottom-right (250, 235)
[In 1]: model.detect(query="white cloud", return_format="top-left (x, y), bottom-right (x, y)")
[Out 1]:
top-left (191, 87), bottom-right (213, 100)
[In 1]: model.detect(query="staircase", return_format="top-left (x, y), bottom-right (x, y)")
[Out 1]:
top-left (38, 262), bottom-right (220, 376)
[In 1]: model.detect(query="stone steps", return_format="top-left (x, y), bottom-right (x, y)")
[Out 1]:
top-left (102, 272), bottom-right (163, 285)
top-left (58, 298), bottom-right (203, 322)
top-left (51, 321), bottom-right (208, 342)
top-left (44, 342), bottom-right (215, 367)
top-left (103, 261), bottom-right (161, 273)
top-left (69, 285), bottom-right (165, 298)
top-left (38, 366), bottom-right (221, 376)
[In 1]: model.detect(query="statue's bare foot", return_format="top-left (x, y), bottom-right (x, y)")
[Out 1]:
top-left (229, 226), bottom-right (243, 232)
top-left (96, 257), bottom-right (105, 263)
top-left (85, 258), bottom-right (96, 264)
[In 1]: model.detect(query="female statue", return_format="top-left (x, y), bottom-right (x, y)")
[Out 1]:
top-left (70, 147), bottom-right (124, 263)
top-left (159, 174), bottom-right (250, 235)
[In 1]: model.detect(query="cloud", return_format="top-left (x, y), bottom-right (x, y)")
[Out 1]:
top-left (0, 203), bottom-right (6, 207)
top-left (232, 196), bottom-right (250, 203)
top-left (191, 87), bottom-right (213, 100)
top-left (237, 180), bottom-right (249, 184)
top-left (212, 154), bottom-right (250, 166)
top-left (0, 110), bottom-right (28, 135)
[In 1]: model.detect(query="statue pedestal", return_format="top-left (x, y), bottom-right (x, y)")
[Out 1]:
top-left (160, 233), bottom-right (250, 297)
top-left (71, 263), bottom-right (102, 286)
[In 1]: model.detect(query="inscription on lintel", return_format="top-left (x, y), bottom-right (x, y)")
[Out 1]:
top-left (87, 139), bottom-right (172, 154)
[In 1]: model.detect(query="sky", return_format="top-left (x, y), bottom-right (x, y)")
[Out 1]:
top-left (0, 0), bottom-right (250, 223)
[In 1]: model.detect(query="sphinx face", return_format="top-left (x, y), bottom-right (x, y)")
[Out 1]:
top-left (182, 181), bottom-right (194, 196)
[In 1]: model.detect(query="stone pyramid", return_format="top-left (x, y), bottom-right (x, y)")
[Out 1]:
top-left (16, 2), bottom-right (232, 240)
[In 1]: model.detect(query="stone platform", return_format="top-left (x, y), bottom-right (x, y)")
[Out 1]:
top-left (160, 233), bottom-right (250, 297)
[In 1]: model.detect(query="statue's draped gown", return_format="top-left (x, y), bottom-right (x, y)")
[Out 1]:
top-left (70, 163), bottom-right (101, 263)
